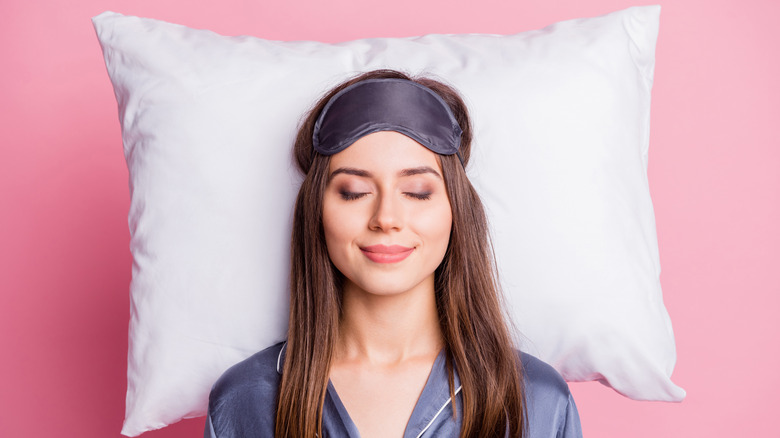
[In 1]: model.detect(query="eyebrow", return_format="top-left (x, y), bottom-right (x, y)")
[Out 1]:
top-left (328, 166), bottom-right (442, 181)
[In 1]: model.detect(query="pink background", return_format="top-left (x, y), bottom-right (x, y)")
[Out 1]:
top-left (2, 0), bottom-right (778, 436)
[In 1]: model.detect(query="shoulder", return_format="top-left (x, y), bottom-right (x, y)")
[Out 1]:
top-left (517, 350), bottom-right (571, 398)
top-left (210, 341), bottom-right (286, 403)
top-left (207, 341), bottom-right (287, 436)
top-left (516, 350), bottom-right (583, 437)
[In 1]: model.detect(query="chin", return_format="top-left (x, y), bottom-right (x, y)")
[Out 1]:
top-left (346, 271), bottom-right (434, 297)
top-left (354, 282), bottom-right (417, 297)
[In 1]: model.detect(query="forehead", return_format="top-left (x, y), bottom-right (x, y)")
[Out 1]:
top-left (327, 131), bottom-right (442, 173)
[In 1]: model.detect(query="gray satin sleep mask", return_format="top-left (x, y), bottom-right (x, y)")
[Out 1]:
top-left (312, 78), bottom-right (464, 165)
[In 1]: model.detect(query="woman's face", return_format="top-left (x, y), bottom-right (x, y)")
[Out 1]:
top-left (322, 131), bottom-right (453, 297)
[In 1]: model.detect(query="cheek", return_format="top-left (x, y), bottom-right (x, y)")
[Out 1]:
top-left (322, 200), bottom-right (344, 248)
top-left (322, 196), bottom-right (360, 259)
top-left (418, 202), bottom-right (453, 251)
top-left (322, 210), bottom-right (347, 277)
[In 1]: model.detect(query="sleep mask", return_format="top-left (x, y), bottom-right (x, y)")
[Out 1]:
top-left (312, 78), bottom-right (464, 164)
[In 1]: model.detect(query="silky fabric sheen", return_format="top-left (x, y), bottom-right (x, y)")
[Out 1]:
top-left (312, 79), bottom-right (463, 157)
top-left (206, 341), bottom-right (582, 437)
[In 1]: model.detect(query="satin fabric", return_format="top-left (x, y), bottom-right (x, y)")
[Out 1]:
top-left (312, 79), bottom-right (462, 157)
top-left (206, 341), bottom-right (582, 438)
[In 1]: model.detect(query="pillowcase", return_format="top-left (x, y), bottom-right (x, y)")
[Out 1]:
top-left (92, 5), bottom-right (685, 436)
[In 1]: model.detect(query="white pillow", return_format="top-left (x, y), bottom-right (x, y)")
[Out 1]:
top-left (93, 5), bottom-right (685, 436)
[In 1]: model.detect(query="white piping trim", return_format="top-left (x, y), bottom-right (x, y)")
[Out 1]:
top-left (276, 341), bottom-right (287, 374)
top-left (415, 385), bottom-right (462, 438)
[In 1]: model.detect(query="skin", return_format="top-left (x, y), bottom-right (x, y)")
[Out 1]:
top-left (322, 131), bottom-right (453, 438)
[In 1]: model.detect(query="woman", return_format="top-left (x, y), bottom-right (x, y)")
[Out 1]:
top-left (206, 69), bottom-right (582, 437)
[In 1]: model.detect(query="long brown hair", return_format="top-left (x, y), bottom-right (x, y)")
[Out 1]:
top-left (276, 69), bottom-right (526, 437)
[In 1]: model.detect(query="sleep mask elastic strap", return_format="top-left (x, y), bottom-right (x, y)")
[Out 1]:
top-left (312, 78), bottom-right (464, 165)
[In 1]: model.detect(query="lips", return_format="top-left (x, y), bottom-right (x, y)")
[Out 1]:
top-left (360, 244), bottom-right (414, 263)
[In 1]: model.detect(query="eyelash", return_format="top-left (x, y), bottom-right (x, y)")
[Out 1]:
top-left (405, 192), bottom-right (431, 200)
top-left (340, 191), bottom-right (368, 201)
top-left (338, 191), bottom-right (432, 201)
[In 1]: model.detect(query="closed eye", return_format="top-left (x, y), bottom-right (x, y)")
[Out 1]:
top-left (405, 192), bottom-right (432, 200)
top-left (340, 191), bottom-right (369, 201)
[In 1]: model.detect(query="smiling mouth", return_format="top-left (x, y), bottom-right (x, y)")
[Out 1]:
top-left (360, 244), bottom-right (414, 264)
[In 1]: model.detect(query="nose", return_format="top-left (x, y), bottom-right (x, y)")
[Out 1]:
top-left (368, 191), bottom-right (403, 232)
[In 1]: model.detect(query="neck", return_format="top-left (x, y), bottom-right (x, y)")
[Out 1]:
top-left (335, 275), bottom-right (444, 365)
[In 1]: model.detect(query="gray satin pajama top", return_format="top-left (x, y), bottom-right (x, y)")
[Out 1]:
top-left (206, 341), bottom-right (582, 437)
